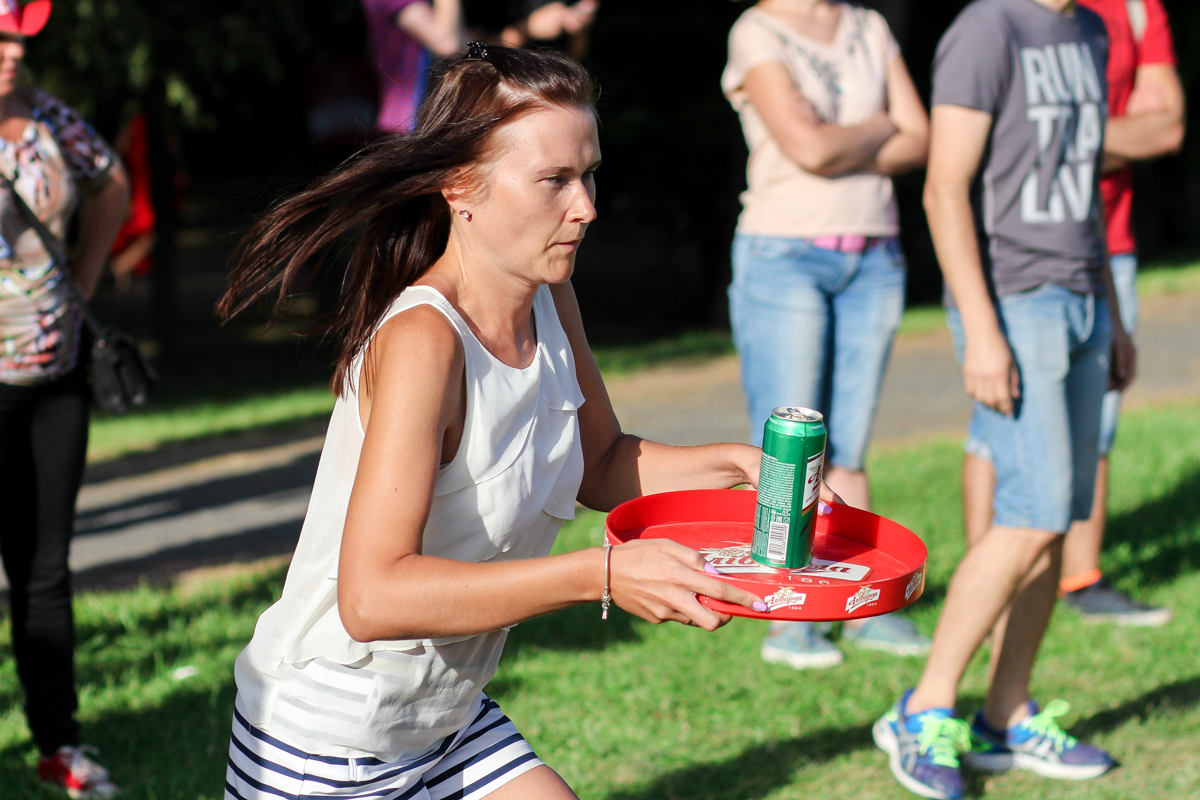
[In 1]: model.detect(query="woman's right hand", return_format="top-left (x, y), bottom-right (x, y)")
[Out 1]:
top-left (606, 539), bottom-right (768, 631)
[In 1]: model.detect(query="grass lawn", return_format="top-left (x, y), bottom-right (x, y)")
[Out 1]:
top-left (85, 258), bottom-right (1200, 464)
top-left (3, 399), bottom-right (1197, 799)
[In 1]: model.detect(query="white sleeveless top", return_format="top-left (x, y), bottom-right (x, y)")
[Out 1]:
top-left (233, 284), bottom-right (585, 761)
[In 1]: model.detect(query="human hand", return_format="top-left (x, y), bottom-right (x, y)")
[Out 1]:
top-left (1109, 324), bottom-right (1137, 392)
top-left (963, 325), bottom-right (1020, 415)
top-left (526, 2), bottom-right (569, 40)
top-left (563, 0), bottom-right (598, 33)
top-left (608, 539), bottom-right (768, 630)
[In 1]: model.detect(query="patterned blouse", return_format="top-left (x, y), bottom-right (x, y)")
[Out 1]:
top-left (0, 87), bottom-right (116, 386)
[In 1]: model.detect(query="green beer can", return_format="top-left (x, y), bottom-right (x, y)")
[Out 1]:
top-left (751, 407), bottom-right (827, 569)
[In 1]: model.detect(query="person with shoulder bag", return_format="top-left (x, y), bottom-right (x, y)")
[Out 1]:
top-left (0, 2), bottom-right (130, 796)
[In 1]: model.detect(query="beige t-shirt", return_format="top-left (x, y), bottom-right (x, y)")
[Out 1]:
top-left (723, 4), bottom-right (901, 237)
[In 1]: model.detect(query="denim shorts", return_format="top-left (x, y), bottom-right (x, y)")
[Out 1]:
top-left (1098, 253), bottom-right (1138, 455)
top-left (728, 233), bottom-right (906, 470)
top-left (949, 284), bottom-right (1111, 533)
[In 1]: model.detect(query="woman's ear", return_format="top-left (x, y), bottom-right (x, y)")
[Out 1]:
top-left (441, 185), bottom-right (466, 209)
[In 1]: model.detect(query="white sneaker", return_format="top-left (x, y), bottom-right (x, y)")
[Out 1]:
top-left (38, 745), bottom-right (121, 799)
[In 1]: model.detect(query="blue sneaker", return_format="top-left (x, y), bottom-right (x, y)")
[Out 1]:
top-left (843, 613), bottom-right (931, 656)
top-left (873, 690), bottom-right (970, 799)
top-left (964, 700), bottom-right (1113, 780)
top-left (761, 622), bottom-right (843, 669)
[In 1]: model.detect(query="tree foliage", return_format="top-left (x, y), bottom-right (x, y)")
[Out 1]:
top-left (26, 0), bottom-right (363, 131)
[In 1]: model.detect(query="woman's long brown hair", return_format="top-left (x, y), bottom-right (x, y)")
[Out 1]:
top-left (217, 46), bottom-right (596, 394)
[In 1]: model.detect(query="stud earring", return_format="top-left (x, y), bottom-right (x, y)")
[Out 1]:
top-left (458, 208), bottom-right (472, 222)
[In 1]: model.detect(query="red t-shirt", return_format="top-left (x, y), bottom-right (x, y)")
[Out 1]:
top-left (1079, 0), bottom-right (1176, 255)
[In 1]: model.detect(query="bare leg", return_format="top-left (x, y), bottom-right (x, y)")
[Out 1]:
top-left (484, 765), bottom-right (578, 799)
top-left (983, 537), bottom-right (1063, 729)
top-left (962, 453), bottom-right (994, 549)
top-left (825, 465), bottom-right (870, 511)
top-left (907, 524), bottom-right (1059, 713)
top-left (826, 466), bottom-right (871, 631)
top-left (962, 453), bottom-right (1008, 683)
top-left (1062, 457), bottom-right (1107, 584)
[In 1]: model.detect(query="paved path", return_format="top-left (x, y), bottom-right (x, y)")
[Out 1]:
top-left (4, 291), bottom-right (1198, 592)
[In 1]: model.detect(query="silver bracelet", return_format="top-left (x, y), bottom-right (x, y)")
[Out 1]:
top-left (600, 542), bottom-right (613, 620)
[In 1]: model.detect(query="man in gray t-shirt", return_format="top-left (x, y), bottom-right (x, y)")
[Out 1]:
top-left (871, 2), bottom-right (1134, 798)
top-left (937, 0), bottom-right (1110, 298)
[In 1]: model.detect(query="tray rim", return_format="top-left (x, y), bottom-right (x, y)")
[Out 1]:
top-left (604, 488), bottom-right (928, 622)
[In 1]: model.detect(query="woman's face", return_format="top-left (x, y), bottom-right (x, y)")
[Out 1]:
top-left (0, 34), bottom-right (24, 99)
top-left (456, 104), bottom-right (600, 286)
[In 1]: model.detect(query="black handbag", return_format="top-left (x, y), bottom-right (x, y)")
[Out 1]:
top-left (2, 172), bottom-right (157, 414)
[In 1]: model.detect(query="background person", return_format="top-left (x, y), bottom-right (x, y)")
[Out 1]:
top-left (872, 1), bottom-right (1129, 797)
top-left (462, 1), bottom-right (599, 60)
top-left (722, 0), bottom-right (929, 668)
top-left (503, 1), bottom-right (599, 59)
top-left (363, 0), bottom-right (463, 133)
top-left (217, 46), bottom-right (816, 800)
top-left (962, 0), bottom-right (1184, 627)
top-left (0, 1), bottom-right (129, 796)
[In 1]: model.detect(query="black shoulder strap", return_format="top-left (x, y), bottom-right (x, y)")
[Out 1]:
top-left (0, 170), bottom-right (106, 337)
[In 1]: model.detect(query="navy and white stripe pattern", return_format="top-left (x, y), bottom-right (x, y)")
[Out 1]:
top-left (226, 694), bottom-right (543, 800)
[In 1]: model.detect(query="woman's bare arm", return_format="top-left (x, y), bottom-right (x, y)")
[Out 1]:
top-left (397, 0), bottom-right (462, 57)
top-left (72, 163), bottom-right (130, 299)
top-left (742, 61), bottom-right (896, 178)
top-left (336, 302), bottom-right (765, 643)
top-left (872, 55), bottom-right (929, 176)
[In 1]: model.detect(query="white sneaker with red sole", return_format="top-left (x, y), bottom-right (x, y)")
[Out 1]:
top-left (37, 746), bottom-right (120, 799)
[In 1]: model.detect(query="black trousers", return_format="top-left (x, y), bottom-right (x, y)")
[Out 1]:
top-left (0, 366), bottom-right (88, 754)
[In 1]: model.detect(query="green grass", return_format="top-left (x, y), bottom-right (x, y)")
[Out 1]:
top-left (86, 255), bottom-right (1200, 463)
top-left (5, 400), bottom-right (1198, 798)
top-left (87, 387), bottom-right (338, 462)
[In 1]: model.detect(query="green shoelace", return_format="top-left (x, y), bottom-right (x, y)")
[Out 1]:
top-left (1020, 700), bottom-right (1079, 753)
top-left (918, 716), bottom-right (971, 767)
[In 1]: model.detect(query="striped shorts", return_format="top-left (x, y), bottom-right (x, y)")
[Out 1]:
top-left (225, 694), bottom-right (544, 800)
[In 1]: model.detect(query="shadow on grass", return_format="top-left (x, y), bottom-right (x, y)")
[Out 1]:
top-left (896, 462), bottom-right (1200, 616)
top-left (0, 568), bottom-right (286, 723)
top-left (603, 676), bottom-right (1200, 800)
top-left (1103, 466), bottom-right (1200, 588)
top-left (1073, 674), bottom-right (1200, 739)
top-left (0, 682), bottom-right (239, 800)
top-left (503, 604), bottom-right (641, 659)
top-left (606, 722), bottom-right (875, 800)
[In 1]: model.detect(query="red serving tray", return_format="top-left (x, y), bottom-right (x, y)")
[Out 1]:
top-left (605, 489), bottom-right (927, 621)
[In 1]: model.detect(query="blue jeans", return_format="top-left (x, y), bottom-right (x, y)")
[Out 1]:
top-left (729, 234), bottom-right (905, 470)
top-left (1098, 253), bottom-right (1137, 455)
top-left (949, 285), bottom-right (1111, 533)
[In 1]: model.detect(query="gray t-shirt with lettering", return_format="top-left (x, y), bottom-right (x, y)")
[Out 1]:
top-left (932, 0), bottom-right (1109, 297)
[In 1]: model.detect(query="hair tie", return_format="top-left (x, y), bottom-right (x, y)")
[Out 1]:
top-left (466, 41), bottom-right (488, 60)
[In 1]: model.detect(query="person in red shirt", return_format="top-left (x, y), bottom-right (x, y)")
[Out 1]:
top-left (963, 0), bottom-right (1185, 626)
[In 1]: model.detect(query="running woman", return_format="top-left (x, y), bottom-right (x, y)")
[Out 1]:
top-left (218, 46), bottom-right (811, 800)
